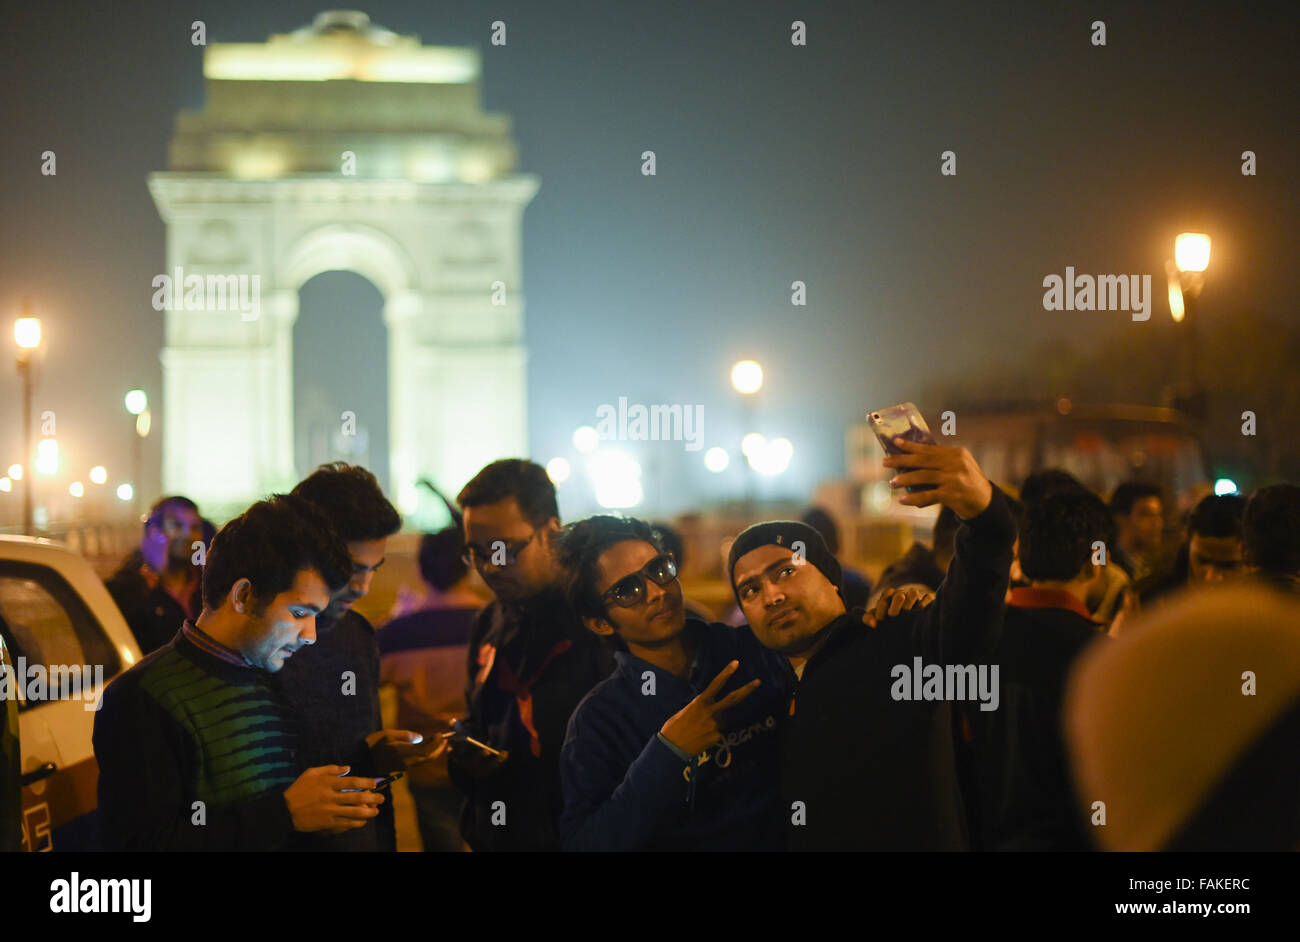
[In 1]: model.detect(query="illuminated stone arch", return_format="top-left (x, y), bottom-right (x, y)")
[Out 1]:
top-left (149, 11), bottom-right (538, 518)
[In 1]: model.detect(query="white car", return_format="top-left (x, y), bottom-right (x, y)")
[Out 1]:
top-left (0, 535), bottom-right (142, 851)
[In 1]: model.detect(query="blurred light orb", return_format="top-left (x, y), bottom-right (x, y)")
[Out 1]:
top-left (1214, 478), bottom-right (1238, 496)
top-left (741, 433), bottom-right (766, 459)
top-left (731, 360), bottom-right (763, 395)
top-left (14, 317), bottom-right (41, 350)
top-left (1168, 279), bottom-right (1186, 323)
top-left (124, 389), bottom-right (148, 416)
top-left (90, 465), bottom-right (108, 485)
top-left (35, 439), bottom-right (58, 475)
top-left (589, 450), bottom-right (642, 509)
top-left (704, 447), bottom-right (730, 473)
top-left (116, 483), bottom-right (134, 502)
top-left (7, 464), bottom-right (21, 481)
top-left (69, 481), bottom-right (84, 498)
top-left (752, 437), bottom-right (793, 475)
top-left (572, 425), bottom-right (599, 454)
top-left (546, 457), bottom-right (571, 485)
top-left (0, 477), bottom-right (10, 493)
top-left (1175, 233), bottom-right (1211, 273)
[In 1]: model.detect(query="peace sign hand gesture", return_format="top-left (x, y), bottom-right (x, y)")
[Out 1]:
top-left (659, 661), bottom-right (761, 758)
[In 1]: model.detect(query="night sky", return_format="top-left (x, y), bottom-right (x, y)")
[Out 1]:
top-left (1, 0), bottom-right (1296, 519)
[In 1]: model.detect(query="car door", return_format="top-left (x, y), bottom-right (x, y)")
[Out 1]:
top-left (0, 558), bottom-right (123, 850)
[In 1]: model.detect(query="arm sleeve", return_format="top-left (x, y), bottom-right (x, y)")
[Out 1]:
top-left (908, 485), bottom-right (1017, 665)
top-left (559, 707), bottom-right (688, 852)
top-left (93, 678), bottom-right (293, 851)
top-left (447, 606), bottom-right (499, 795)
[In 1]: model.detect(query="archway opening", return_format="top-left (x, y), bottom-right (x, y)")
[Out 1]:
top-left (294, 271), bottom-right (390, 492)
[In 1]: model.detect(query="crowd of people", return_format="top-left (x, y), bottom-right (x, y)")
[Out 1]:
top-left (92, 440), bottom-right (1300, 851)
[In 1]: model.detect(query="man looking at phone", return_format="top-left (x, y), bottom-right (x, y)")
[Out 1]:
top-left (450, 459), bottom-right (616, 850)
top-left (278, 463), bottom-right (418, 852)
top-left (94, 495), bottom-right (389, 850)
top-left (730, 437), bottom-right (1016, 850)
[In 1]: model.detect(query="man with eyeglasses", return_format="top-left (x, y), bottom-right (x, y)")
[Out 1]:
top-left (449, 459), bottom-right (616, 851)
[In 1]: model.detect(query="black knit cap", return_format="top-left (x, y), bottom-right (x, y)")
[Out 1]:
top-left (727, 520), bottom-right (843, 604)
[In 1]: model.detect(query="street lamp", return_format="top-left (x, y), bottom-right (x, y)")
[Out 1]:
top-left (1165, 233), bottom-right (1212, 420)
top-left (125, 389), bottom-right (148, 517)
top-left (730, 360), bottom-right (763, 396)
top-left (13, 305), bottom-right (41, 535)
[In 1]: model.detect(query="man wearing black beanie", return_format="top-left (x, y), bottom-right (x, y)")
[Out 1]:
top-left (729, 437), bottom-right (1016, 850)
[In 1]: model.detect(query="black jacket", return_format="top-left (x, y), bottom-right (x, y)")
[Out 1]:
top-left (275, 608), bottom-right (393, 851)
top-left (967, 590), bottom-right (1102, 850)
top-left (449, 590), bottom-right (615, 851)
top-left (780, 486), bottom-right (1016, 851)
top-left (104, 552), bottom-right (202, 656)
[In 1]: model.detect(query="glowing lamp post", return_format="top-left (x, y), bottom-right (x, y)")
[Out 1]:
top-left (14, 306), bottom-right (42, 535)
top-left (125, 389), bottom-right (149, 518)
top-left (1165, 233), bottom-right (1212, 419)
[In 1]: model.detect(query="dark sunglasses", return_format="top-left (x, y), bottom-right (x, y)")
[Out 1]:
top-left (600, 554), bottom-right (678, 609)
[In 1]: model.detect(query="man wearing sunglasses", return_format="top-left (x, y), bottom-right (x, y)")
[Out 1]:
top-left (450, 459), bottom-right (616, 851)
top-left (729, 438), bottom-right (1017, 850)
top-left (556, 515), bottom-right (793, 850)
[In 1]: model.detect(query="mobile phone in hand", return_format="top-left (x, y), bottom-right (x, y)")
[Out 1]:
top-left (867, 402), bottom-right (939, 493)
top-left (370, 771), bottom-right (404, 791)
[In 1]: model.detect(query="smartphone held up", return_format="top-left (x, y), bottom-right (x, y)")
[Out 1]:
top-left (867, 402), bottom-right (939, 493)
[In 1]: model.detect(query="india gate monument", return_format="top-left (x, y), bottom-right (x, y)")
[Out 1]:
top-left (149, 10), bottom-right (538, 519)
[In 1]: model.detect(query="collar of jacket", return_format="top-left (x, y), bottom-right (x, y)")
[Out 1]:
top-left (1008, 585), bottom-right (1099, 622)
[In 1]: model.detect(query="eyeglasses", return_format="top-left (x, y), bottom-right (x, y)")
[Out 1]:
top-left (461, 528), bottom-right (541, 569)
top-left (600, 554), bottom-right (678, 609)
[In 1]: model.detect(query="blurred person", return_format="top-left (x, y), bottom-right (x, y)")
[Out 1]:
top-left (557, 516), bottom-right (790, 850)
top-left (1109, 482), bottom-right (1164, 584)
top-left (799, 506), bottom-right (873, 610)
top-left (1243, 484), bottom-right (1300, 595)
top-left (967, 492), bottom-right (1110, 851)
top-left (277, 463), bottom-right (415, 852)
top-left (1018, 469), bottom-right (1089, 508)
top-left (450, 459), bottom-right (616, 851)
top-left (1142, 494), bottom-right (1248, 604)
top-left (94, 495), bottom-right (389, 850)
top-left (730, 438), bottom-right (1016, 850)
top-left (1066, 585), bottom-right (1300, 850)
top-left (651, 521), bottom-right (715, 620)
top-left (377, 526), bottom-right (483, 852)
top-left (872, 506), bottom-right (959, 600)
top-left (1018, 470), bottom-right (1132, 626)
top-left (105, 495), bottom-right (206, 655)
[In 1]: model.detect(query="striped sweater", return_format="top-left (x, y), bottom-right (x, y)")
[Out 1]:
top-left (93, 622), bottom-right (298, 850)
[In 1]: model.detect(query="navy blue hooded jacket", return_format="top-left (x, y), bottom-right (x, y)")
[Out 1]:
top-left (559, 619), bottom-right (792, 851)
